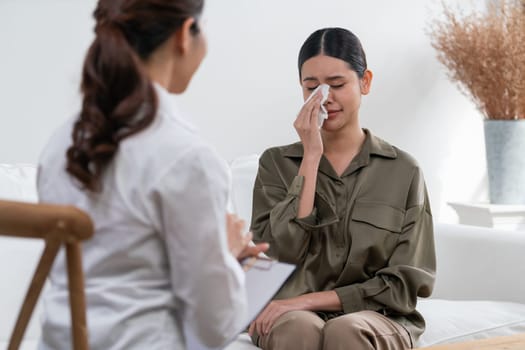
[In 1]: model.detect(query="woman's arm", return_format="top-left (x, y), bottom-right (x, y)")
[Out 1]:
top-left (251, 150), bottom-right (338, 263)
top-left (334, 166), bottom-right (436, 316)
top-left (294, 92), bottom-right (323, 218)
top-left (296, 154), bottom-right (321, 218)
top-left (251, 92), bottom-right (338, 263)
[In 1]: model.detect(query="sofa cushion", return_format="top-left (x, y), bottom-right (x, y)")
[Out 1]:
top-left (417, 299), bottom-right (525, 347)
top-left (224, 297), bottom-right (525, 349)
top-left (224, 333), bottom-right (259, 350)
top-left (225, 299), bottom-right (525, 349)
top-left (13, 300), bottom-right (519, 350)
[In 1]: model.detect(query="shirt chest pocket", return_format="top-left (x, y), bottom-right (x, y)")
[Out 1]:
top-left (347, 201), bottom-right (405, 268)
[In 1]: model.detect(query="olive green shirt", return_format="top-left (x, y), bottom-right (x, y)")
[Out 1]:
top-left (250, 130), bottom-right (436, 344)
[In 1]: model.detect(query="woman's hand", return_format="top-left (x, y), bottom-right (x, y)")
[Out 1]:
top-left (294, 91), bottom-right (324, 158)
top-left (248, 299), bottom-right (302, 337)
top-left (226, 213), bottom-right (269, 260)
top-left (248, 291), bottom-right (341, 337)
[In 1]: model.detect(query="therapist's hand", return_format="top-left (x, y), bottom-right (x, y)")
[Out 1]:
top-left (226, 214), bottom-right (269, 261)
top-left (294, 91), bottom-right (323, 158)
top-left (237, 237), bottom-right (269, 261)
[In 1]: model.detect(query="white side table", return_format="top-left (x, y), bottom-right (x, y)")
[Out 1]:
top-left (448, 202), bottom-right (525, 231)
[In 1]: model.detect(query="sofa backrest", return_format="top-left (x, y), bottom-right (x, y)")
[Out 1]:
top-left (432, 223), bottom-right (525, 304)
top-left (229, 154), bottom-right (259, 226)
top-left (0, 164), bottom-right (38, 202)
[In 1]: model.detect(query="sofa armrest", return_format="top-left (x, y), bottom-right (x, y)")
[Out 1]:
top-left (432, 223), bottom-right (525, 304)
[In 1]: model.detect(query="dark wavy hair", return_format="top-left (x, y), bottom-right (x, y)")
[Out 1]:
top-left (66, 0), bottom-right (204, 191)
top-left (298, 27), bottom-right (367, 79)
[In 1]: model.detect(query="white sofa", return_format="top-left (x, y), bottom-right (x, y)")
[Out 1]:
top-left (2, 157), bottom-right (525, 350)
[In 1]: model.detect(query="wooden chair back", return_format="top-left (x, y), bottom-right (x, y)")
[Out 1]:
top-left (0, 199), bottom-right (94, 350)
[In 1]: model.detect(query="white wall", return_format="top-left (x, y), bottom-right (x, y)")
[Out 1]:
top-left (0, 0), bottom-right (489, 222)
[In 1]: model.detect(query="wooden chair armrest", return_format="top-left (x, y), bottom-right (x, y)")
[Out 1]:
top-left (0, 199), bottom-right (93, 241)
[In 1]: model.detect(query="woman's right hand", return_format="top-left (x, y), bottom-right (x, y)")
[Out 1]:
top-left (226, 213), bottom-right (269, 261)
top-left (294, 91), bottom-right (324, 158)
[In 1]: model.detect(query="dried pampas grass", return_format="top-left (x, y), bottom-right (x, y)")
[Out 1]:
top-left (429, 0), bottom-right (525, 120)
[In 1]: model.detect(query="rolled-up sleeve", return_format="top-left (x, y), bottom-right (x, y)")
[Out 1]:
top-left (334, 166), bottom-right (436, 315)
top-left (250, 150), bottom-right (338, 264)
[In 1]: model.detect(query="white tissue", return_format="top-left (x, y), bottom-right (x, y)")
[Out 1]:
top-left (304, 84), bottom-right (330, 128)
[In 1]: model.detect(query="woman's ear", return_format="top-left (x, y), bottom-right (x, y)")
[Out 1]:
top-left (174, 17), bottom-right (197, 55)
top-left (360, 69), bottom-right (373, 95)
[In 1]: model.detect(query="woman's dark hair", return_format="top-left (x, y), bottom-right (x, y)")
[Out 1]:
top-left (298, 27), bottom-right (367, 79)
top-left (67, 0), bottom-right (204, 191)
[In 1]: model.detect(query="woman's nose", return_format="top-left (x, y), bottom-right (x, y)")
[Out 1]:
top-left (324, 88), bottom-right (333, 103)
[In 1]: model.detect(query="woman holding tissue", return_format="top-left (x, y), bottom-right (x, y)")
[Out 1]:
top-left (250, 28), bottom-right (435, 350)
top-left (36, 0), bottom-right (267, 349)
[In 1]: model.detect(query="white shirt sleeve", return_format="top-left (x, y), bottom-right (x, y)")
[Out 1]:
top-left (151, 144), bottom-right (247, 348)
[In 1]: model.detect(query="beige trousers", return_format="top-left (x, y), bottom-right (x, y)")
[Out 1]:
top-left (253, 310), bottom-right (412, 350)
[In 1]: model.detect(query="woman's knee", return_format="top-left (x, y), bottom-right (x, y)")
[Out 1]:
top-left (263, 311), bottom-right (324, 349)
top-left (324, 311), bottom-right (373, 338)
top-left (323, 311), bottom-right (411, 350)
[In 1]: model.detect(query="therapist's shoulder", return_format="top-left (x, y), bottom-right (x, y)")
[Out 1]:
top-left (117, 109), bottom-right (228, 188)
top-left (38, 116), bottom-right (77, 172)
top-left (122, 106), bottom-right (209, 160)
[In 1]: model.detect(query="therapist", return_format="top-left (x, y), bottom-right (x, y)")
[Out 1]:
top-left (36, 0), bottom-right (266, 349)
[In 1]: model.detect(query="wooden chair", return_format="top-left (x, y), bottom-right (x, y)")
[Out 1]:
top-left (0, 199), bottom-right (94, 350)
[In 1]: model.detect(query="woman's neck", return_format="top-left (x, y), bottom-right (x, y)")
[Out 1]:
top-left (143, 40), bottom-right (176, 90)
top-left (322, 124), bottom-right (365, 156)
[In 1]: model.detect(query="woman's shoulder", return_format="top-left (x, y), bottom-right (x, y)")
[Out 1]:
top-left (368, 131), bottom-right (421, 171)
top-left (392, 145), bottom-right (421, 170)
top-left (260, 142), bottom-right (303, 161)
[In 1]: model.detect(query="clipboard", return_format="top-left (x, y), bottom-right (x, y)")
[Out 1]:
top-left (241, 256), bottom-right (296, 327)
top-left (185, 256), bottom-right (296, 350)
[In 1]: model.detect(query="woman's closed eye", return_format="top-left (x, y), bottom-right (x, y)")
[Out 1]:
top-left (306, 83), bottom-right (344, 91)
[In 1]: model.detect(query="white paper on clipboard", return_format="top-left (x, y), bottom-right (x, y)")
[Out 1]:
top-left (241, 257), bottom-right (296, 325)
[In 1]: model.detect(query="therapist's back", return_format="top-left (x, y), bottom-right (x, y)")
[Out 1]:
top-left (37, 1), bottom-right (249, 349)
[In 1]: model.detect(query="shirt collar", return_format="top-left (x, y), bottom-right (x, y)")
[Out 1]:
top-left (282, 129), bottom-right (397, 179)
top-left (367, 129), bottom-right (397, 159)
top-left (153, 82), bottom-right (198, 133)
top-left (281, 129), bottom-right (397, 159)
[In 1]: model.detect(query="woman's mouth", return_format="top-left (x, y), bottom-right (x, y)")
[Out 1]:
top-left (326, 109), bottom-right (342, 118)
